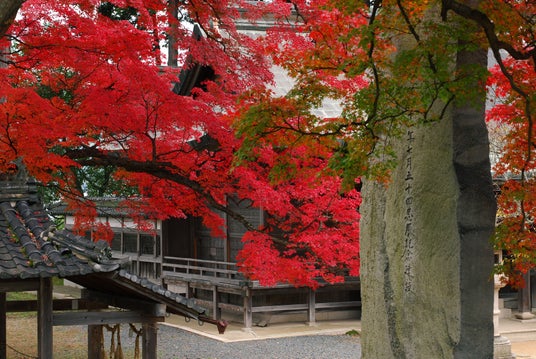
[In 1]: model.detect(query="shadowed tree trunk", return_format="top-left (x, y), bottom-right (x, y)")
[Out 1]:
top-left (0, 1), bottom-right (23, 36)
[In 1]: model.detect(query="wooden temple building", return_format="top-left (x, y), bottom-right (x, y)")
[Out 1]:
top-left (52, 195), bottom-right (360, 330)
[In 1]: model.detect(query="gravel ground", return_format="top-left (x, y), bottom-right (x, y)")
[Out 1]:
top-left (112, 324), bottom-right (362, 359)
top-left (6, 314), bottom-right (361, 358)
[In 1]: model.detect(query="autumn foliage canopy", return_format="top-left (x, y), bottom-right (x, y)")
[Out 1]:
top-left (0, 0), bottom-right (362, 288)
top-left (0, 0), bottom-right (535, 287)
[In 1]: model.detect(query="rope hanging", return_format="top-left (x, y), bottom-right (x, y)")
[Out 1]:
top-left (100, 325), bottom-right (107, 358)
top-left (129, 323), bottom-right (143, 359)
top-left (104, 324), bottom-right (117, 358)
top-left (104, 324), bottom-right (124, 359)
top-left (114, 324), bottom-right (124, 359)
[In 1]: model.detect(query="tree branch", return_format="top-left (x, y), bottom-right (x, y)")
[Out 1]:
top-left (64, 147), bottom-right (293, 246)
top-left (442, 0), bottom-right (536, 68)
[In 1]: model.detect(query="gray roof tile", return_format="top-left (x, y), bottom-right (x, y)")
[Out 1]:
top-left (0, 176), bottom-right (208, 320)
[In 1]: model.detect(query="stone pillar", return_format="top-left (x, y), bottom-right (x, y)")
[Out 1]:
top-left (361, 119), bottom-right (464, 358)
top-left (359, 1), bottom-right (498, 355)
top-left (360, 50), bottom-right (496, 358)
top-left (493, 274), bottom-right (514, 359)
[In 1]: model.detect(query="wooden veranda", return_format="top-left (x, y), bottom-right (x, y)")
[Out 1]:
top-left (162, 256), bottom-right (361, 329)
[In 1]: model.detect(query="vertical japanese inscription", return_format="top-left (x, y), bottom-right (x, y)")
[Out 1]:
top-left (403, 130), bottom-right (416, 292)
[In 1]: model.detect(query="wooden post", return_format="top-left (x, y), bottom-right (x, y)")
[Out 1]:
top-left (515, 271), bottom-right (535, 319)
top-left (243, 287), bottom-right (252, 329)
top-left (307, 288), bottom-right (316, 326)
top-left (186, 282), bottom-right (194, 298)
top-left (212, 286), bottom-right (220, 320)
top-left (38, 277), bottom-right (53, 359)
top-left (87, 297), bottom-right (105, 359)
top-left (88, 325), bottom-right (104, 359)
top-left (0, 292), bottom-right (6, 359)
top-left (142, 321), bottom-right (158, 359)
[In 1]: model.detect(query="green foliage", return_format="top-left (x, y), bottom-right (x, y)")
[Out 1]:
top-left (73, 166), bottom-right (138, 198)
top-left (98, 2), bottom-right (139, 24)
top-left (7, 291), bottom-right (37, 301)
top-left (345, 329), bottom-right (360, 337)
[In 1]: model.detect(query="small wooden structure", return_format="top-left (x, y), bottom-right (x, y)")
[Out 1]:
top-left (0, 174), bottom-right (221, 358)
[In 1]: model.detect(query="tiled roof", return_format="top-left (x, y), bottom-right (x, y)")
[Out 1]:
top-left (0, 175), bottom-right (208, 319)
top-left (0, 182), bottom-right (123, 279)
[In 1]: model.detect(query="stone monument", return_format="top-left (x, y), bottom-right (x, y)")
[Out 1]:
top-left (359, 45), bottom-right (496, 357)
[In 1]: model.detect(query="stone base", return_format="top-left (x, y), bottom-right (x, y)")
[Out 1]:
top-left (494, 335), bottom-right (515, 359)
top-left (515, 311), bottom-right (535, 320)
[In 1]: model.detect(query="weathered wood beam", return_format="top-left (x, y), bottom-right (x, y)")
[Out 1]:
top-left (52, 310), bottom-right (164, 326)
top-left (315, 301), bottom-right (361, 309)
top-left (6, 299), bottom-right (107, 312)
top-left (212, 286), bottom-right (220, 320)
top-left (195, 299), bottom-right (242, 313)
top-left (251, 303), bottom-right (308, 313)
top-left (81, 289), bottom-right (166, 317)
top-left (243, 287), bottom-right (252, 329)
top-left (0, 280), bottom-right (39, 292)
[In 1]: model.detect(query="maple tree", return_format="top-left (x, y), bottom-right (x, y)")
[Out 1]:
top-left (0, 0), bottom-right (531, 291)
top-left (0, 0), bottom-right (533, 356)
top-left (229, 1), bottom-right (531, 356)
top-left (235, 1), bottom-right (535, 286)
top-left (0, 0), bottom-right (360, 288)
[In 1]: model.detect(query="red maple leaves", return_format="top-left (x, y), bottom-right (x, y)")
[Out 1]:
top-left (0, 0), bottom-right (360, 287)
top-left (485, 0), bottom-right (536, 286)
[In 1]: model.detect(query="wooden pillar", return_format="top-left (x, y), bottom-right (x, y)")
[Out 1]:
top-left (307, 288), bottom-right (316, 326)
top-left (520, 279), bottom-right (531, 312)
top-left (88, 325), bottom-right (104, 359)
top-left (87, 298), bottom-right (105, 359)
top-left (516, 271), bottom-right (535, 319)
top-left (243, 287), bottom-right (252, 329)
top-left (185, 282), bottom-right (194, 299)
top-left (0, 292), bottom-right (6, 359)
top-left (142, 321), bottom-right (158, 359)
top-left (212, 286), bottom-right (220, 320)
top-left (38, 277), bottom-right (53, 359)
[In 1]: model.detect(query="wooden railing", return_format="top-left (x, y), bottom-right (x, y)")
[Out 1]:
top-left (162, 256), bottom-right (361, 328)
top-left (162, 256), bottom-right (244, 283)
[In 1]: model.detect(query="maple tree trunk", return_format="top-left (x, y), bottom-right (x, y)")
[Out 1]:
top-left (359, 10), bottom-right (496, 359)
top-left (0, 0), bottom-right (23, 36)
